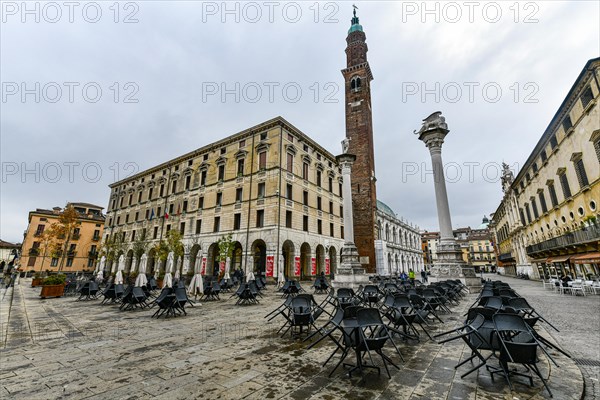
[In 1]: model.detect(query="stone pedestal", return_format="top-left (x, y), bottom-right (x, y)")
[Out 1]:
top-left (332, 242), bottom-right (370, 291)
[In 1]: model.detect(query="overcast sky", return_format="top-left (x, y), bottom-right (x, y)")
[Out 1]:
top-left (1, 1), bottom-right (599, 243)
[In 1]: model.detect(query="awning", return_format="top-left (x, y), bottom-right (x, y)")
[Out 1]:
top-left (530, 258), bottom-right (548, 264)
top-left (547, 256), bottom-right (570, 263)
top-left (571, 252), bottom-right (600, 264)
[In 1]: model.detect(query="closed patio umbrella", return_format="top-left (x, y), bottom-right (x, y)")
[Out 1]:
top-left (174, 257), bottom-right (182, 281)
top-left (135, 254), bottom-right (148, 287)
top-left (96, 256), bottom-right (106, 281)
top-left (246, 270), bottom-right (255, 282)
top-left (278, 256), bottom-right (286, 287)
top-left (153, 259), bottom-right (161, 281)
top-left (115, 255), bottom-right (125, 284)
top-left (130, 256), bottom-right (138, 274)
top-left (188, 254), bottom-right (204, 297)
top-left (224, 257), bottom-right (231, 280)
top-left (163, 252), bottom-right (174, 288)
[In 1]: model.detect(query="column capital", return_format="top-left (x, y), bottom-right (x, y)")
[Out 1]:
top-left (336, 153), bottom-right (357, 169)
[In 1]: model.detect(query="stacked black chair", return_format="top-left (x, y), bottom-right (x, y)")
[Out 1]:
top-left (490, 313), bottom-right (553, 397)
top-left (435, 313), bottom-right (495, 378)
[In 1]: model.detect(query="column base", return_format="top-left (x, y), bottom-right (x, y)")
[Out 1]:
top-left (428, 263), bottom-right (481, 290)
top-left (332, 242), bottom-right (371, 291)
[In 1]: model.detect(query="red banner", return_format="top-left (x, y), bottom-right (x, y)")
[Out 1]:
top-left (294, 256), bottom-right (301, 276)
top-left (219, 261), bottom-right (225, 273)
top-left (311, 257), bottom-right (317, 275)
top-left (266, 255), bottom-right (274, 277)
top-left (325, 258), bottom-right (330, 275)
top-left (201, 257), bottom-right (207, 275)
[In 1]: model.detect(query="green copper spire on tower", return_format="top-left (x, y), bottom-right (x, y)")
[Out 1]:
top-left (348, 5), bottom-right (363, 33)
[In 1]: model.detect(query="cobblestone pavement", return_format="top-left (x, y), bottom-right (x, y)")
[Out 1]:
top-left (0, 278), bottom-right (585, 399)
top-left (488, 274), bottom-right (600, 399)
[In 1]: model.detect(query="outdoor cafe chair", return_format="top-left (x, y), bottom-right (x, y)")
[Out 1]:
top-left (151, 288), bottom-right (179, 318)
top-left (336, 288), bottom-right (357, 309)
top-left (507, 297), bottom-right (559, 332)
top-left (100, 284), bottom-right (118, 304)
top-left (409, 294), bottom-right (444, 323)
top-left (265, 295), bottom-right (292, 322)
top-left (490, 313), bottom-right (554, 397)
top-left (280, 296), bottom-right (315, 337)
top-left (422, 288), bottom-right (451, 314)
top-left (385, 295), bottom-right (431, 341)
top-left (147, 277), bottom-right (158, 291)
top-left (120, 286), bottom-right (149, 311)
top-left (235, 283), bottom-right (260, 305)
top-left (435, 313), bottom-right (495, 378)
top-left (363, 284), bottom-right (382, 307)
top-left (315, 287), bottom-right (337, 317)
top-left (330, 307), bottom-right (403, 379)
top-left (248, 280), bottom-right (262, 298)
top-left (76, 281), bottom-right (99, 301)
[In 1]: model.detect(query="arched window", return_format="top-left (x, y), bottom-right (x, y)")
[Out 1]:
top-left (350, 76), bottom-right (362, 91)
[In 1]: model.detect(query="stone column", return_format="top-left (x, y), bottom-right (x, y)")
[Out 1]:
top-left (416, 112), bottom-right (479, 288)
top-left (333, 152), bottom-right (370, 290)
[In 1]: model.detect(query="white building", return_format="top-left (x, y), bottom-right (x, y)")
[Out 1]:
top-left (375, 200), bottom-right (423, 275)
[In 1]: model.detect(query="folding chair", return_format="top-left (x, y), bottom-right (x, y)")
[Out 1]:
top-left (434, 313), bottom-right (494, 378)
top-left (490, 313), bottom-right (554, 397)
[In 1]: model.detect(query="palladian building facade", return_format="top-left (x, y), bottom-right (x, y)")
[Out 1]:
top-left (105, 117), bottom-right (345, 280)
top-left (375, 200), bottom-right (423, 275)
top-left (490, 57), bottom-right (600, 279)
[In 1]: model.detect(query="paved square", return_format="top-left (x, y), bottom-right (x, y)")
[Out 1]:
top-left (0, 277), bottom-right (586, 399)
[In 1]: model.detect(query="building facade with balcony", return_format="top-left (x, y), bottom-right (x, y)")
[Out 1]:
top-left (105, 117), bottom-right (346, 280)
top-left (490, 57), bottom-right (600, 279)
top-left (20, 203), bottom-right (105, 272)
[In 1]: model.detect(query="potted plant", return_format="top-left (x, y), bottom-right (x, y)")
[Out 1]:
top-left (31, 272), bottom-right (45, 287)
top-left (40, 274), bottom-right (66, 298)
top-left (157, 272), bottom-right (165, 288)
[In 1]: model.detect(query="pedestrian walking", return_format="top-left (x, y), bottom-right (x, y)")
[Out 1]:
top-left (408, 269), bottom-right (415, 285)
top-left (421, 269), bottom-right (427, 283)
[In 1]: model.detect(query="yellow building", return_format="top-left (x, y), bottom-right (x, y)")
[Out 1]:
top-left (467, 217), bottom-right (496, 272)
top-left (491, 57), bottom-right (600, 279)
top-left (105, 117), bottom-right (345, 279)
top-left (20, 203), bottom-right (105, 272)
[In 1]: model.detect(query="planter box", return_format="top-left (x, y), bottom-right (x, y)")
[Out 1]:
top-left (31, 278), bottom-right (44, 287)
top-left (40, 284), bottom-right (65, 298)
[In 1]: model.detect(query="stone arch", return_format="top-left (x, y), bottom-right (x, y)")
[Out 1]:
top-left (328, 246), bottom-right (337, 276)
top-left (395, 254), bottom-right (400, 274)
top-left (377, 220), bottom-right (382, 240)
top-left (315, 245), bottom-right (325, 275)
top-left (387, 253), bottom-right (392, 275)
top-left (300, 242), bottom-right (311, 280)
top-left (232, 242), bottom-right (243, 272)
top-left (207, 242), bottom-right (220, 277)
top-left (393, 227), bottom-right (397, 244)
top-left (189, 244), bottom-right (201, 272)
top-left (385, 223), bottom-right (390, 241)
top-left (251, 239), bottom-right (267, 277)
top-left (282, 240), bottom-right (295, 278)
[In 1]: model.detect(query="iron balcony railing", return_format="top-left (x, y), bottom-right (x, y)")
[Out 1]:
top-left (498, 252), bottom-right (513, 261)
top-left (526, 224), bottom-right (600, 254)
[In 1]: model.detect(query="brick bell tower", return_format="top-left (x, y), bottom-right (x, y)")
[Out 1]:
top-left (342, 7), bottom-right (377, 273)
